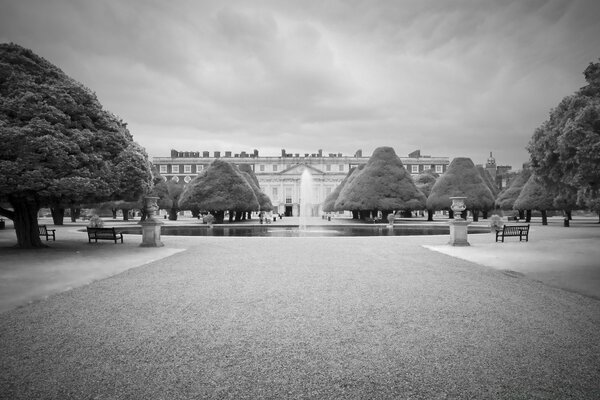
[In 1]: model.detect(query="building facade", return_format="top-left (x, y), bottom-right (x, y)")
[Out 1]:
top-left (152, 148), bottom-right (449, 216)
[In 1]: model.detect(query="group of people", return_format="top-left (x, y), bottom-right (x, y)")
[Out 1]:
top-left (258, 211), bottom-right (282, 224)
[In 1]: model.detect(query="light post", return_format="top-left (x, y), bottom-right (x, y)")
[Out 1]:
top-left (448, 196), bottom-right (469, 246)
top-left (140, 196), bottom-right (164, 247)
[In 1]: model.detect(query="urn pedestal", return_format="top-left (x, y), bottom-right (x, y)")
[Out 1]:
top-left (449, 197), bottom-right (470, 246)
top-left (140, 196), bottom-right (164, 247)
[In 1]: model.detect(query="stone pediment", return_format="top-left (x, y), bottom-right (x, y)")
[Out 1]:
top-left (278, 163), bottom-right (325, 175)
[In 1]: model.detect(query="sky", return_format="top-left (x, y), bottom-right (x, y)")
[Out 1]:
top-left (1, 0), bottom-right (599, 169)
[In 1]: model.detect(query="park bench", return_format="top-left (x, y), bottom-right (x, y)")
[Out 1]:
top-left (86, 227), bottom-right (123, 244)
top-left (495, 224), bottom-right (530, 242)
top-left (38, 225), bottom-right (56, 241)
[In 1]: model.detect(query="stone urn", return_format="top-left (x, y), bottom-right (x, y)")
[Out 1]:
top-left (140, 196), bottom-right (163, 247)
top-left (143, 196), bottom-right (160, 221)
top-left (449, 196), bottom-right (467, 220)
top-left (448, 196), bottom-right (469, 246)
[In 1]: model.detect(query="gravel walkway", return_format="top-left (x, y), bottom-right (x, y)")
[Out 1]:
top-left (1, 236), bottom-right (599, 399)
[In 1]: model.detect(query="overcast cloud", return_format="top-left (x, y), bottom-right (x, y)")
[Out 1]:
top-left (1, 0), bottom-right (599, 168)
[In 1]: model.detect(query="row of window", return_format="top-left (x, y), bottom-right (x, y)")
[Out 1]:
top-left (159, 164), bottom-right (444, 175)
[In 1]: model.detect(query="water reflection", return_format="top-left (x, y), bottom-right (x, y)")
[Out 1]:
top-left (118, 225), bottom-right (489, 237)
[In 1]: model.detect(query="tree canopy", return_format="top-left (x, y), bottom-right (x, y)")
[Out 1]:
top-left (476, 166), bottom-right (499, 197)
top-left (335, 146), bottom-right (426, 213)
top-left (239, 164), bottom-right (272, 211)
top-left (321, 166), bottom-right (362, 213)
top-left (514, 174), bottom-right (555, 225)
top-left (179, 159), bottom-right (259, 223)
top-left (0, 43), bottom-right (152, 247)
top-left (527, 60), bottom-right (600, 205)
top-left (495, 167), bottom-right (532, 210)
top-left (426, 157), bottom-right (495, 215)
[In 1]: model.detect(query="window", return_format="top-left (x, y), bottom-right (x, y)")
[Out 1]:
top-left (259, 165), bottom-right (265, 172)
top-left (325, 186), bottom-right (332, 197)
top-left (272, 187), bottom-right (278, 201)
top-left (339, 164), bottom-right (344, 172)
top-left (285, 187), bottom-right (292, 204)
top-left (435, 165), bottom-right (443, 173)
top-left (184, 176), bottom-right (192, 183)
top-left (196, 165), bottom-right (204, 173)
top-left (326, 164), bottom-right (331, 172)
top-left (172, 165), bottom-right (179, 173)
top-left (184, 165), bottom-right (191, 173)
top-left (273, 165), bottom-right (278, 172)
top-left (159, 165), bottom-right (167, 174)
top-left (171, 176), bottom-right (179, 183)
top-left (411, 165), bottom-right (419, 173)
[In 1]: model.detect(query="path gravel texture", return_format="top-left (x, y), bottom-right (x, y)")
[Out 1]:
top-left (1, 236), bottom-right (599, 399)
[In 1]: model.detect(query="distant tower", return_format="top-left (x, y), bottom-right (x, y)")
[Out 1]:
top-left (485, 151), bottom-right (497, 178)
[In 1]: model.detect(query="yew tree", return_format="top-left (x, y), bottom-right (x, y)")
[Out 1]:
top-left (322, 166), bottom-right (362, 214)
top-left (414, 169), bottom-right (439, 221)
top-left (514, 174), bottom-right (555, 225)
top-left (239, 164), bottom-right (272, 220)
top-left (335, 147), bottom-right (426, 220)
top-left (495, 167), bottom-right (532, 220)
top-left (179, 159), bottom-right (259, 223)
top-left (426, 157), bottom-right (495, 221)
top-left (0, 43), bottom-right (152, 247)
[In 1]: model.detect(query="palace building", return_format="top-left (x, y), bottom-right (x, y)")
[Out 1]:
top-left (152, 148), bottom-right (449, 216)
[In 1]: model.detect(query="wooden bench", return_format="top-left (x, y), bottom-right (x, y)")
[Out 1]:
top-left (495, 224), bottom-right (530, 242)
top-left (38, 225), bottom-right (56, 241)
top-left (86, 227), bottom-right (123, 244)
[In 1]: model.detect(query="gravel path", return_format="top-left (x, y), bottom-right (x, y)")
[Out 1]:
top-left (1, 236), bottom-right (599, 399)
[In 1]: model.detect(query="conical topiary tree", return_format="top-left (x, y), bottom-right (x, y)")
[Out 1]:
top-left (414, 169), bottom-right (439, 221)
top-left (514, 174), bottom-right (555, 225)
top-left (426, 157), bottom-right (495, 221)
top-left (322, 165), bottom-right (362, 217)
top-left (238, 164), bottom-right (272, 220)
top-left (179, 159), bottom-right (259, 223)
top-left (495, 168), bottom-right (532, 221)
top-left (335, 147), bottom-right (426, 220)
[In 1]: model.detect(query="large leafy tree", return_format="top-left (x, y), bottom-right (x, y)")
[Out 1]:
top-left (179, 159), bottom-right (259, 223)
top-left (426, 157), bottom-right (495, 221)
top-left (0, 43), bottom-right (152, 247)
top-left (495, 167), bottom-right (532, 220)
top-left (527, 60), bottom-right (600, 209)
top-left (514, 174), bottom-right (555, 225)
top-left (414, 169), bottom-right (439, 221)
top-left (335, 146), bottom-right (426, 220)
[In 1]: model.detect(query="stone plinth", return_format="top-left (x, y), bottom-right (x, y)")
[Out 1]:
top-left (140, 219), bottom-right (164, 247)
top-left (449, 219), bottom-right (470, 246)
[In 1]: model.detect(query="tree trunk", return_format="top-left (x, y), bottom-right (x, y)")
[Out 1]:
top-left (122, 209), bottom-right (130, 221)
top-left (11, 198), bottom-right (45, 248)
top-left (50, 207), bottom-right (65, 225)
top-left (214, 210), bottom-right (225, 224)
top-left (448, 210), bottom-right (454, 219)
top-left (191, 208), bottom-right (200, 219)
top-left (472, 210), bottom-right (479, 222)
top-left (246, 211), bottom-right (252, 220)
top-left (235, 211), bottom-right (243, 221)
top-left (168, 208), bottom-right (178, 220)
top-left (70, 207), bottom-right (81, 222)
top-left (518, 210), bottom-right (525, 220)
top-left (427, 209), bottom-right (434, 221)
top-left (541, 210), bottom-right (548, 225)
top-left (525, 210), bottom-right (531, 222)
top-left (228, 211), bottom-right (234, 222)
top-left (482, 210), bottom-right (488, 219)
top-left (359, 210), bottom-right (370, 220)
top-left (460, 210), bottom-right (468, 220)
top-left (111, 208), bottom-right (118, 219)
top-left (352, 210), bottom-right (359, 220)
top-left (566, 210), bottom-right (572, 220)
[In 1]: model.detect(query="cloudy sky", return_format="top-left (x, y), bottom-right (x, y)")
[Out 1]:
top-left (1, 0), bottom-right (599, 169)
